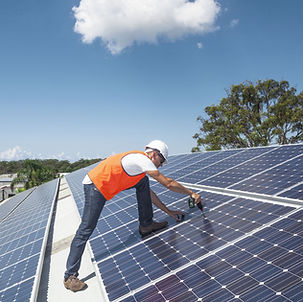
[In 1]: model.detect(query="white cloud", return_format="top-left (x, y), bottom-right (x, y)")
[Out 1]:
top-left (73, 0), bottom-right (221, 54)
top-left (230, 18), bottom-right (239, 28)
top-left (51, 152), bottom-right (67, 161)
top-left (197, 42), bottom-right (203, 49)
top-left (0, 146), bottom-right (82, 162)
top-left (0, 146), bottom-right (32, 161)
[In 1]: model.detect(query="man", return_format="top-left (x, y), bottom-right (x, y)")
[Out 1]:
top-left (64, 140), bottom-right (202, 292)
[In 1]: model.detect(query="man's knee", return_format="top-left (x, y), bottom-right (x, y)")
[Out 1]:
top-left (76, 225), bottom-right (95, 240)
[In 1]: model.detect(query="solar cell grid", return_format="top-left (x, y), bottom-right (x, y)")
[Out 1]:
top-left (0, 188), bottom-right (35, 223)
top-left (0, 179), bottom-right (58, 302)
top-left (0, 277), bottom-right (34, 302)
top-left (169, 149), bottom-right (242, 183)
top-left (197, 147), bottom-right (277, 187)
top-left (279, 182), bottom-right (303, 200)
top-left (69, 149), bottom-right (302, 252)
top-left (284, 282), bottom-right (303, 301)
top-left (123, 207), bottom-right (302, 302)
top-left (0, 238), bottom-right (43, 268)
top-left (91, 221), bottom-right (142, 262)
top-left (94, 194), bottom-right (295, 301)
top-left (0, 254), bottom-right (40, 290)
top-left (90, 188), bottom-right (191, 244)
top-left (190, 147), bottom-right (277, 186)
top-left (197, 145), bottom-right (302, 192)
top-left (63, 144), bottom-right (303, 302)
top-left (153, 191), bottom-right (233, 225)
top-left (149, 182), bottom-right (168, 194)
top-left (229, 148), bottom-right (303, 195)
top-left (159, 151), bottom-right (219, 176)
top-left (88, 183), bottom-right (208, 256)
top-left (160, 153), bottom-right (196, 169)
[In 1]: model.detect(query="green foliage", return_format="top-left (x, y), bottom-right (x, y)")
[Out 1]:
top-left (2, 158), bottom-right (101, 191)
top-left (10, 159), bottom-right (57, 190)
top-left (0, 161), bottom-right (25, 175)
top-left (0, 158), bottom-right (101, 175)
top-left (193, 79), bottom-right (303, 151)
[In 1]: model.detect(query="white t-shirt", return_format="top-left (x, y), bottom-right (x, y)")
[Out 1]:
top-left (82, 153), bottom-right (157, 184)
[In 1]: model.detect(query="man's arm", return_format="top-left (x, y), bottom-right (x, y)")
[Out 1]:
top-left (150, 189), bottom-right (184, 221)
top-left (147, 170), bottom-right (202, 204)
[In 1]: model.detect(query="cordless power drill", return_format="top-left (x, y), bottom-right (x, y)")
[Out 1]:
top-left (188, 197), bottom-right (205, 215)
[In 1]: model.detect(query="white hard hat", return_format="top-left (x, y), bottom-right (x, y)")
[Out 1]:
top-left (146, 140), bottom-right (168, 163)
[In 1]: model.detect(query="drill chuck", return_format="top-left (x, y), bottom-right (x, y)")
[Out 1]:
top-left (188, 197), bottom-right (204, 214)
top-left (188, 197), bottom-right (195, 208)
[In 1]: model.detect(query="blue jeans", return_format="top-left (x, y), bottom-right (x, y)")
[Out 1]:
top-left (64, 176), bottom-right (153, 279)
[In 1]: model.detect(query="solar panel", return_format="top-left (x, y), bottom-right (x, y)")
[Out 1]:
top-left (175, 147), bottom-right (277, 185)
top-left (165, 149), bottom-right (243, 182)
top-left (116, 207), bottom-right (302, 302)
top-left (159, 151), bottom-right (220, 176)
top-left (0, 179), bottom-right (59, 302)
top-left (199, 145), bottom-right (303, 192)
top-left (229, 153), bottom-right (303, 196)
top-left (64, 144), bottom-right (303, 302)
top-left (0, 188), bottom-right (35, 223)
top-left (93, 196), bottom-right (296, 301)
top-left (279, 182), bottom-right (303, 200)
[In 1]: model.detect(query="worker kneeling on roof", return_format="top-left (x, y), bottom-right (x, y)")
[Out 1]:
top-left (64, 140), bottom-right (202, 292)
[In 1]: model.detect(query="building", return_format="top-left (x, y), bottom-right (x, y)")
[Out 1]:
top-left (0, 174), bottom-right (23, 202)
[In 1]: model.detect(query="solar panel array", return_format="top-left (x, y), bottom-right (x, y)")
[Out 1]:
top-left (0, 179), bottom-right (59, 302)
top-left (65, 144), bottom-right (303, 302)
top-left (0, 188), bottom-right (35, 223)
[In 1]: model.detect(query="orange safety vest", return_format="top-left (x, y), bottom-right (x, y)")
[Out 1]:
top-left (88, 150), bottom-right (148, 200)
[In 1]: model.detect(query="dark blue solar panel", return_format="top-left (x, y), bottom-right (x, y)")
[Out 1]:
top-left (181, 146), bottom-right (277, 185)
top-left (0, 179), bottom-right (58, 302)
top-left (0, 277), bottom-right (34, 302)
top-left (167, 149), bottom-right (243, 183)
top-left (230, 154), bottom-right (303, 196)
top-left (196, 144), bottom-right (303, 192)
top-left (278, 183), bottom-right (303, 200)
top-left (64, 144), bottom-right (303, 302)
top-left (90, 190), bottom-right (261, 262)
top-left (159, 151), bottom-right (220, 177)
top-left (197, 146), bottom-right (277, 187)
top-left (90, 189), bottom-right (204, 260)
top-left (93, 195), bottom-right (294, 301)
top-left (0, 188), bottom-right (35, 223)
top-left (122, 206), bottom-right (302, 302)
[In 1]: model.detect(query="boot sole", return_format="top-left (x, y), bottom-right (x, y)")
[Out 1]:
top-left (139, 225), bottom-right (168, 237)
top-left (139, 230), bottom-right (152, 237)
top-left (64, 282), bottom-right (88, 292)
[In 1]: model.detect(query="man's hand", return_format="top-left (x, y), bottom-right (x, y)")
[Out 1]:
top-left (147, 170), bottom-right (203, 207)
top-left (191, 192), bottom-right (202, 205)
top-left (168, 209), bottom-right (185, 222)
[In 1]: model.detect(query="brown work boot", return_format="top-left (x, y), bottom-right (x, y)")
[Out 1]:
top-left (64, 275), bottom-right (87, 292)
top-left (139, 220), bottom-right (168, 236)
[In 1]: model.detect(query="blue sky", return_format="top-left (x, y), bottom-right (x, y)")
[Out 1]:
top-left (1, 0), bottom-right (303, 161)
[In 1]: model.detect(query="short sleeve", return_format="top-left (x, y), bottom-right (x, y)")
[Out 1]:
top-left (121, 153), bottom-right (157, 176)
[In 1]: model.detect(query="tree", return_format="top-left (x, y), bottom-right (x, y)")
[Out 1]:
top-left (10, 159), bottom-right (57, 190)
top-left (0, 158), bottom-right (101, 175)
top-left (192, 79), bottom-right (303, 151)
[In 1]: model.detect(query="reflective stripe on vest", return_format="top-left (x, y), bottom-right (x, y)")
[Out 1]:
top-left (88, 150), bottom-right (147, 200)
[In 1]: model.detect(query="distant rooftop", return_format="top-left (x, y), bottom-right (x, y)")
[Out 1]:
top-left (0, 177), bottom-right (14, 182)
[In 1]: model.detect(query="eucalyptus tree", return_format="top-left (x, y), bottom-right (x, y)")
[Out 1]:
top-left (193, 79), bottom-right (303, 151)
